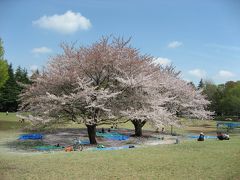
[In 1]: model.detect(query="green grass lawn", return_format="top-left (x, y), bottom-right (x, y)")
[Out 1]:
top-left (0, 113), bottom-right (27, 131)
top-left (0, 113), bottom-right (240, 180)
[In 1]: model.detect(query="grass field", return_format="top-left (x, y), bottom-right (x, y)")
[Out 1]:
top-left (0, 113), bottom-right (240, 180)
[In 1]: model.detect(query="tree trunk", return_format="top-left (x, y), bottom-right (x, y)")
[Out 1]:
top-left (86, 124), bottom-right (97, 144)
top-left (131, 120), bottom-right (146, 137)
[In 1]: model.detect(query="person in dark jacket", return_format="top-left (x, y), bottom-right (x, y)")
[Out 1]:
top-left (217, 132), bottom-right (230, 140)
top-left (197, 132), bottom-right (205, 141)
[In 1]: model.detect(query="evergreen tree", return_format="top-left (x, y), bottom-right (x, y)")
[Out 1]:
top-left (197, 78), bottom-right (204, 89)
top-left (0, 64), bottom-right (19, 111)
top-left (15, 66), bottom-right (31, 91)
top-left (0, 39), bottom-right (32, 112)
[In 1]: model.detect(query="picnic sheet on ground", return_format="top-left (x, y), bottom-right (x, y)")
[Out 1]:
top-left (79, 139), bottom-right (90, 145)
top-left (94, 145), bottom-right (135, 151)
top-left (188, 135), bottom-right (216, 139)
top-left (96, 132), bottom-right (129, 141)
top-left (18, 134), bottom-right (43, 140)
top-left (217, 122), bottom-right (240, 128)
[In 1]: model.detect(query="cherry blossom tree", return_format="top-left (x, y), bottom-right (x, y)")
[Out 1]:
top-left (20, 37), bottom-right (121, 143)
top-left (117, 62), bottom-right (212, 136)
top-left (19, 36), bottom-right (212, 142)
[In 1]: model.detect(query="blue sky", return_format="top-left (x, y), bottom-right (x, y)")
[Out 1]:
top-left (1, 0), bottom-right (240, 84)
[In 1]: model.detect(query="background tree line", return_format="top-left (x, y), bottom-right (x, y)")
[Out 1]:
top-left (0, 38), bottom-right (32, 112)
top-left (197, 79), bottom-right (240, 120)
top-left (0, 64), bottom-right (32, 112)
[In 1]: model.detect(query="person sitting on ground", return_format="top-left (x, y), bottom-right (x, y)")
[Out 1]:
top-left (217, 132), bottom-right (230, 140)
top-left (217, 132), bottom-right (224, 140)
top-left (197, 132), bottom-right (205, 141)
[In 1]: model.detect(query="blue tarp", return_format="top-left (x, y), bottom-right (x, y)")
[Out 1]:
top-left (96, 132), bottom-right (129, 141)
top-left (217, 122), bottom-right (240, 128)
top-left (94, 145), bottom-right (135, 151)
top-left (80, 140), bottom-right (90, 145)
top-left (188, 135), bottom-right (216, 139)
top-left (105, 135), bottom-right (129, 141)
top-left (18, 134), bottom-right (43, 140)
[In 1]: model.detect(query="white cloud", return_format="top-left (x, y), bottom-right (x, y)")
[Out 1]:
top-left (153, 57), bottom-right (172, 66)
top-left (188, 69), bottom-right (206, 78)
top-left (30, 65), bottom-right (38, 72)
top-left (217, 70), bottom-right (235, 79)
top-left (32, 47), bottom-right (52, 54)
top-left (33, 10), bottom-right (91, 34)
top-left (168, 41), bottom-right (183, 48)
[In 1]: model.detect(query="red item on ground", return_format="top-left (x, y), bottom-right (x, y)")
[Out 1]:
top-left (65, 146), bottom-right (73, 152)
